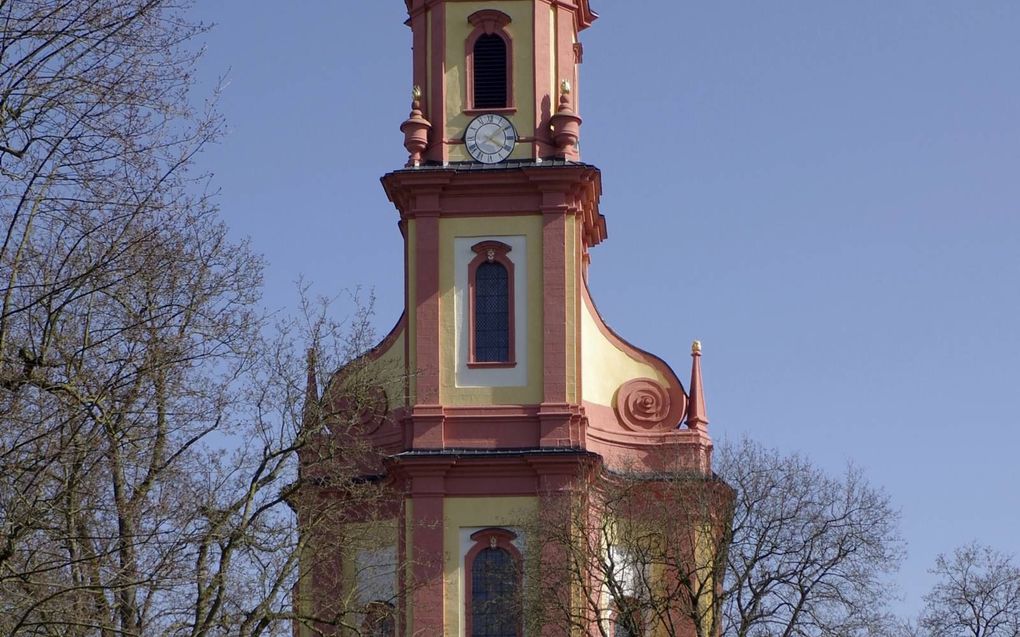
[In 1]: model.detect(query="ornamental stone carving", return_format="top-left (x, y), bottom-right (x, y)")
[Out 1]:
top-left (614, 378), bottom-right (673, 431)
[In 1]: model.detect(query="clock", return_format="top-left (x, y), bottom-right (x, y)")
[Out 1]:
top-left (464, 114), bottom-right (517, 164)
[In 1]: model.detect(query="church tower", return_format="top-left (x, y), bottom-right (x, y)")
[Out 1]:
top-left (296, 2), bottom-right (727, 636)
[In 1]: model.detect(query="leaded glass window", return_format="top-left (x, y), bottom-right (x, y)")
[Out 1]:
top-left (474, 261), bottom-right (509, 362)
top-left (471, 547), bottom-right (519, 637)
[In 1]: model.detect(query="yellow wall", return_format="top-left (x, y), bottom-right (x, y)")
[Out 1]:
top-left (364, 328), bottom-right (406, 411)
top-left (406, 220), bottom-right (417, 405)
top-left (580, 299), bottom-right (671, 407)
top-left (336, 519), bottom-right (399, 636)
top-left (404, 499), bottom-right (414, 631)
top-left (565, 215), bottom-right (578, 404)
top-left (443, 1), bottom-right (535, 162)
top-left (439, 215), bottom-right (544, 405)
top-left (442, 496), bottom-right (538, 636)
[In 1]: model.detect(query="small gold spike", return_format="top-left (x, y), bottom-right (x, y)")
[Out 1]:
top-left (560, 79), bottom-right (572, 95)
top-left (692, 340), bottom-right (702, 354)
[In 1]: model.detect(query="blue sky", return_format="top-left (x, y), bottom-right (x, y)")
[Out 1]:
top-left (191, 2), bottom-right (1020, 616)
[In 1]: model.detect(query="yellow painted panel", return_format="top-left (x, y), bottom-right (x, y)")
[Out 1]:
top-left (363, 328), bottom-right (405, 411)
top-left (334, 518), bottom-right (398, 636)
top-left (443, 496), bottom-right (539, 636)
top-left (564, 215), bottom-right (577, 404)
top-left (580, 300), bottom-right (670, 407)
top-left (404, 499), bottom-right (414, 632)
top-left (444, 1), bottom-right (535, 163)
top-left (438, 215), bottom-right (544, 406)
top-left (406, 220), bottom-right (417, 404)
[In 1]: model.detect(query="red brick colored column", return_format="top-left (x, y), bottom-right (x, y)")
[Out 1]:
top-left (539, 190), bottom-right (572, 446)
top-left (412, 208), bottom-right (444, 448)
top-left (408, 471), bottom-right (446, 635)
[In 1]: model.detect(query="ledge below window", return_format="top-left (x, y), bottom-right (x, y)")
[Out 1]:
top-left (464, 106), bottom-right (517, 116)
top-left (467, 360), bottom-right (517, 369)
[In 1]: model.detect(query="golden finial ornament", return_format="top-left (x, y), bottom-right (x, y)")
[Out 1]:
top-left (692, 340), bottom-right (702, 354)
top-left (412, 85), bottom-right (422, 100)
top-left (560, 79), bottom-right (572, 95)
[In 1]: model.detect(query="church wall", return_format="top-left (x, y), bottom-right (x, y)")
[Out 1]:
top-left (438, 215), bottom-right (544, 406)
top-left (579, 294), bottom-right (672, 408)
top-left (339, 519), bottom-right (400, 632)
top-left (406, 219), bottom-right (418, 405)
top-left (565, 213), bottom-right (579, 404)
top-left (442, 496), bottom-right (537, 636)
top-left (444, 1), bottom-right (535, 163)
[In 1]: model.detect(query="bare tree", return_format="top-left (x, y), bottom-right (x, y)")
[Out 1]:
top-left (523, 438), bottom-right (904, 637)
top-left (718, 438), bottom-right (904, 637)
top-left (914, 543), bottom-right (1020, 637)
top-left (524, 463), bottom-right (734, 637)
top-left (0, 2), bottom-right (412, 634)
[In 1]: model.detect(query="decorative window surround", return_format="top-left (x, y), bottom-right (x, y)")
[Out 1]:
top-left (464, 528), bottom-right (523, 637)
top-left (455, 234), bottom-right (527, 389)
top-left (465, 10), bottom-right (515, 113)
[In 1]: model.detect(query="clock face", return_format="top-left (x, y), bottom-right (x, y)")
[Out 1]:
top-left (465, 114), bottom-right (517, 164)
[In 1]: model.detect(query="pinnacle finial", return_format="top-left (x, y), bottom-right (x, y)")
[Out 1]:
top-left (560, 79), bottom-right (572, 95)
top-left (687, 340), bottom-right (708, 430)
top-left (412, 85), bottom-right (422, 101)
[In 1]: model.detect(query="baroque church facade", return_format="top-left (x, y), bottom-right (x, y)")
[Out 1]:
top-left (295, 1), bottom-right (727, 635)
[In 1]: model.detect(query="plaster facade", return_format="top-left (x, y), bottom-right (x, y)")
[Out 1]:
top-left (295, 2), bottom-right (728, 635)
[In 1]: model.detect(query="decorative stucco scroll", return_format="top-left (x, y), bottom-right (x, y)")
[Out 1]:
top-left (614, 378), bottom-right (674, 431)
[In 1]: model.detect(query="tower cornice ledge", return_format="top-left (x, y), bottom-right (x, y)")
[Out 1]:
top-left (404, 0), bottom-right (597, 32)
top-left (381, 162), bottom-right (606, 247)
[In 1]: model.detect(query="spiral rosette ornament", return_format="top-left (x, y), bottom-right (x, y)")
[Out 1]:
top-left (615, 378), bottom-right (673, 431)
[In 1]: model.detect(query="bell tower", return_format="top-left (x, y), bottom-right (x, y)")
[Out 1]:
top-left (296, 2), bottom-right (726, 636)
top-left (400, 0), bottom-right (594, 165)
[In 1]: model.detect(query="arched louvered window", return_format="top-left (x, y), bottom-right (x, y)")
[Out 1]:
top-left (466, 10), bottom-right (513, 112)
top-left (473, 34), bottom-right (507, 109)
top-left (468, 241), bottom-right (515, 367)
top-left (465, 529), bottom-right (522, 637)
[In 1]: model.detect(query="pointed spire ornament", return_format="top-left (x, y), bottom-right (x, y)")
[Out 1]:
top-left (549, 78), bottom-right (582, 158)
top-left (302, 347), bottom-right (320, 432)
top-left (400, 85), bottom-right (431, 167)
top-left (686, 340), bottom-right (708, 430)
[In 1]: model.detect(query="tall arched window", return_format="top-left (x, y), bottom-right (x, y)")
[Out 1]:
top-left (466, 10), bottom-right (513, 112)
top-left (362, 600), bottom-right (395, 636)
top-left (465, 529), bottom-right (522, 637)
top-left (612, 597), bottom-right (643, 637)
top-left (474, 261), bottom-right (509, 361)
top-left (468, 241), bottom-right (515, 367)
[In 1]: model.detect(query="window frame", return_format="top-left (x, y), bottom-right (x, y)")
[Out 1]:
top-left (465, 9), bottom-right (515, 114)
top-left (361, 600), bottom-right (396, 637)
top-left (467, 240), bottom-right (516, 368)
top-left (611, 596), bottom-right (644, 637)
top-left (464, 528), bottom-right (523, 637)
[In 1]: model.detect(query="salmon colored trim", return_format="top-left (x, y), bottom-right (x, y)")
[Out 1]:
top-left (465, 10), bottom-right (514, 112)
top-left (541, 208), bottom-right (567, 404)
top-left (410, 493), bottom-right (444, 634)
top-left (533, 0), bottom-right (555, 159)
top-left (464, 528), bottom-right (523, 637)
top-left (426, 2), bottom-right (446, 164)
top-left (467, 240), bottom-right (516, 367)
top-left (381, 165), bottom-right (605, 249)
